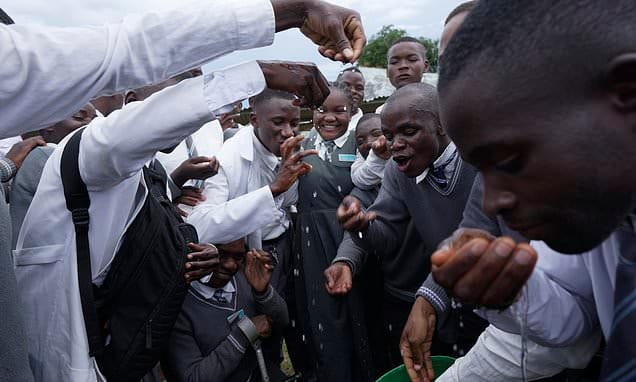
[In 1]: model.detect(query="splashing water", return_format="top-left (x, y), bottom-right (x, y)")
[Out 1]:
top-left (510, 286), bottom-right (529, 382)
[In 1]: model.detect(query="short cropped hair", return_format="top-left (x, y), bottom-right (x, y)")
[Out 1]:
top-left (335, 66), bottom-right (365, 85)
top-left (438, 0), bottom-right (636, 95)
top-left (384, 82), bottom-right (440, 128)
top-left (356, 113), bottom-right (380, 130)
top-left (252, 88), bottom-right (297, 111)
top-left (388, 37), bottom-right (427, 60)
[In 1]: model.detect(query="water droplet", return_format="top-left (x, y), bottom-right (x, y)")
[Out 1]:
top-left (358, 232), bottom-right (363, 239)
top-left (459, 321), bottom-right (464, 328)
top-left (291, 320), bottom-right (296, 328)
top-left (388, 324), bottom-right (393, 332)
top-left (459, 349), bottom-right (465, 356)
top-left (456, 301), bottom-right (463, 308)
top-left (453, 344), bottom-right (458, 352)
top-left (318, 323), bottom-right (324, 332)
top-left (305, 226), bottom-right (310, 233)
top-left (293, 269), bottom-right (299, 277)
top-left (313, 191), bottom-right (318, 198)
top-left (337, 185), bottom-right (342, 193)
top-left (451, 300), bottom-right (457, 309)
top-left (320, 343), bottom-right (324, 351)
top-left (312, 298), bottom-right (316, 306)
top-left (296, 253), bottom-right (301, 260)
top-left (307, 240), bottom-right (311, 247)
top-left (302, 334), bottom-right (306, 343)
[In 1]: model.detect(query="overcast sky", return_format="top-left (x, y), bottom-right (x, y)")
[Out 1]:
top-left (2, 0), bottom-right (467, 80)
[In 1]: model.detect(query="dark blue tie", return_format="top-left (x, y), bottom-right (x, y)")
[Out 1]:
top-left (600, 220), bottom-right (636, 382)
top-left (213, 289), bottom-right (229, 304)
top-left (428, 150), bottom-right (458, 189)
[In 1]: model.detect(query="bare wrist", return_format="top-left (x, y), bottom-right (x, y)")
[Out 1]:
top-left (271, 0), bottom-right (311, 32)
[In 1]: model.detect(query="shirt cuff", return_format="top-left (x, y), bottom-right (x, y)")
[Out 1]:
top-left (233, 0), bottom-right (276, 51)
top-left (0, 157), bottom-right (17, 182)
top-left (416, 274), bottom-right (450, 318)
top-left (202, 61), bottom-right (266, 117)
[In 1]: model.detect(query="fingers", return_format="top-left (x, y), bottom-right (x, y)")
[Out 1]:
top-left (337, 196), bottom-right (361, 223)
top-left (187, 243), bottom-right (219, 259)
top-left (280, 135), bottom-right (304, 160)
top-left (175, 206), bottom-right (188, 218)
top-left (479, 243), bottom-right (537, 306)
top-left (449, 237), bottom-right (516, 302)
top-left (400, 338), bottom-right (424, 382)
top-left (431, 238), bottom-right (489, 290)
top-left (177, 196), bottom-right (202, 207)
top-left (289, 149), bottom-right (319, 164)
top-left (345, 16), bottom-right (366, 63)
top-left (189, 156), bottom-right (212, 164)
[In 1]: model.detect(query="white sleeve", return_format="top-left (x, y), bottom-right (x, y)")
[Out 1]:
top-left (351, 150), bottom-right (387, 189)
top-left (477, 242), bottom-right (598, 346)
top-left (186, 166), bottom-right (280, 245)
top-left (0, 0), bottom-right (274, 137)
top-left (78, 61), bottom-right (266, 191)
top-left (437, 325), bottom-right (602, 382)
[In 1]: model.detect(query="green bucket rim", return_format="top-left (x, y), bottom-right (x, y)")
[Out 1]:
top-left (376, 356), bottom-right (456, 382)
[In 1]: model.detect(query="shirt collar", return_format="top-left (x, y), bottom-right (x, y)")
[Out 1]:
top-left (415, 142), bottom-right (457, 184)
top-left (315, 129), bottom-right (351, 149)
top-left (252, 130), bottom-right (279, 171)
top-left (192, 277), bottom-right (236, 300)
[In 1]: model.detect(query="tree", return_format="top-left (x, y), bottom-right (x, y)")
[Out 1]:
top-left (359, 25), bottom-right (439, 72)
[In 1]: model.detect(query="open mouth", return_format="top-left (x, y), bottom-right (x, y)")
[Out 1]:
top-left (320, 124), bottom-right (341, 132)
top-left (397, 74), bottom-right (413, 82)
top-left (393, 155), bottom-right (412, 172)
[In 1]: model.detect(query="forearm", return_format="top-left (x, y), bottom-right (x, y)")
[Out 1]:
top-left (188, 186), bottom-right (279, 244)
top-left (253, 285), bottom-right (289, 328)
top-left (79, 62), bottom-right (265, 191)
top-left (351, 151), bottom-right (387, 190)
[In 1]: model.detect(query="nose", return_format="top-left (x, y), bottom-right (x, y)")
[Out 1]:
top-left (281, 125), bottom-right (294, 139)
top-left (481, 176), bottom-right (517, 217)
top-left (390, 135), bottom-right (406, 153)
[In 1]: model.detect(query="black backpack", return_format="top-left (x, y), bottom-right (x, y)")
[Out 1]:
top-left (61, 129), bottom-right (197, 381)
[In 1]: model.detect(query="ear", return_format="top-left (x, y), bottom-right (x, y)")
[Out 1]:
top-left (607, 53), bottom-right (636, 111)
top-left (124, 91), bottom-right (138, 105)
top-left (249, 113), bottom-right (258, 129)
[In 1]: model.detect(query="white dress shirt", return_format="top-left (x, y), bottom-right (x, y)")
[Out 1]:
top-left (0, 136), bottom-right (21, 156)
top-left (415, 142), bottom-right (458, 184)
top-left (155, 119), bottom-right (224, 177)
top-left (187, 126), bottom-right (297, 249)
top-left (348, 108), bottom-right (364, 131)
top-left (350, 149), bottom-right (388, 189)
top-left (13, 3), bottom-right (275, 380)
top-left (314, 129), bottom-right (351, 160)
top-left (0, 0), bottom-right (273, 137)
top-left (438, 325), bottom-right (602, 382)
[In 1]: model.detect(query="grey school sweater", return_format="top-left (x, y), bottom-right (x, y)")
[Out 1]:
top-left (336, 157), bottom-right (477, 296)
top-left (162, 271), bottom-right (288, 382)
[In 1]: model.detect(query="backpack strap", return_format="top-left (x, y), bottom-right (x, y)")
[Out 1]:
top-left (60, 128), bottom-right (104, 357)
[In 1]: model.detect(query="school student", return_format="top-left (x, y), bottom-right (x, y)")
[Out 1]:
top-left (336, 67), bottom-right (366, 131)
top-left (414, 0), bottom-right (636, 379)
top-left (330, 83), bottom-right (487, 362)
top-left (162, 239), bottom-right (289, 382)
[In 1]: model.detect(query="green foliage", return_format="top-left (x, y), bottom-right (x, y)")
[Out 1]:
top-left (359, 25), bottom-right (439, 72)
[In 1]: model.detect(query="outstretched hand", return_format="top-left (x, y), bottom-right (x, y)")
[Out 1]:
top-left (431, 228), bottom-right (538, 308)
top-left (337, 196), bottom-right (376, 232)
top-left (271, 0), bottom-right (366, 63)
top-left (258, 61), bottom-right (330, 108)
top-left (270, 135), bottom-right (317, 197)
top-left (324, 262), bottom-right (353, 295)
top-left (171, 156), bottom-right (219, 188)
top-left (244, 249), bottom-right (274, 294)
top-left (371, 135), bottom-right (391, 160)
top-left (400, 298), bottom-right (436, 382)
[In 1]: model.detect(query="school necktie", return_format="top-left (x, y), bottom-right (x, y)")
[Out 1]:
top-left (323, 141), bottom-right (336, 162)
top-left (600, 220), bottom-right (636, 382)
top-left (428, 150), bottom-right (458, 189)
top-left (213, 289), bottom-right (229, 304)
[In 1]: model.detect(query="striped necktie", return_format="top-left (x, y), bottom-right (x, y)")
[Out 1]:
top-left (323, 141), bottom-right (336, 162)
top-left (428, 150), bottom-right (458, 189)
top-left (600, 221), bottom-right (636, 382)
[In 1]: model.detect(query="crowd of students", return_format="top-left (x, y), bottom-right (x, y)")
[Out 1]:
top-left (2, 0), bottom-right (636, 381)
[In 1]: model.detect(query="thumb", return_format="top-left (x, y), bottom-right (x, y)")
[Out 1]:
top-left (329, 20), bottom-right (354, 62)
top-left (189, 156), bottom-right (211, 164)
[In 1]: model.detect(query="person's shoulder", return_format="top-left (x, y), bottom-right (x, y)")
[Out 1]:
top-left (18, 145), bottom-right (55, 175)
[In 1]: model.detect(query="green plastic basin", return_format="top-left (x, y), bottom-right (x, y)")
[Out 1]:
top-left (376, 356), bottom-right (456, 382)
